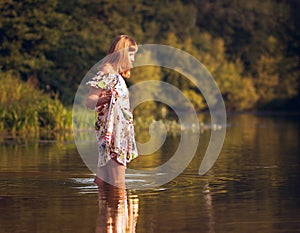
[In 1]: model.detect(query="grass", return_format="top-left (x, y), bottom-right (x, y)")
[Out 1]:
top-left (0, 71), bottom-right (72, 137)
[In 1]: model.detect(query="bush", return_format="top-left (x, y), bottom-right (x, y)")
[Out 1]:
top-left (0, 71), bottom-right (72, 135)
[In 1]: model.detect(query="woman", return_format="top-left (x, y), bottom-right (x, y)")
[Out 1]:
top-left (86, 35), bottom-right (138, 188)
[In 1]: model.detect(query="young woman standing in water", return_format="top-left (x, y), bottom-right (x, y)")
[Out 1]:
top-left (86, 35), bottom-right (139, 188)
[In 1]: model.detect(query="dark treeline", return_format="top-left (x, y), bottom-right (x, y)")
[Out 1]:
top-left (1, 0), bottom-right (299, 112)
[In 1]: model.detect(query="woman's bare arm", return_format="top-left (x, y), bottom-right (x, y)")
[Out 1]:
top-left (86, 64), bottom-right (115, 109)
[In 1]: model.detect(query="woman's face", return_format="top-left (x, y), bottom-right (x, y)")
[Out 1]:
top-left (128, 51), bottom-right (136, 66)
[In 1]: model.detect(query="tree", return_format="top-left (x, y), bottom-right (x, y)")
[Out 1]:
top-left (0, 0), bottom-right (67, 80)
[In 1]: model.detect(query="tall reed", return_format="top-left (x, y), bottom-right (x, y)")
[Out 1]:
top-left (0, 71), bottom-right (72, 136)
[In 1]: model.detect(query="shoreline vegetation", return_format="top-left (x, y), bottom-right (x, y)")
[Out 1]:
top-left (0, 73), bottom-right (72, 137)
top-left (1, 73), bottom-right (299, 142)
top-left (1, 1), bottom-right (299, 140)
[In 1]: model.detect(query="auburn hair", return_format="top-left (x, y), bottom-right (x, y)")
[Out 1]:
top-left (102, 35), bottom-right (137, 78)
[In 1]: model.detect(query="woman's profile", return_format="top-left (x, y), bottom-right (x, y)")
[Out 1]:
top-left (86, 35), bottom-right (138, 188)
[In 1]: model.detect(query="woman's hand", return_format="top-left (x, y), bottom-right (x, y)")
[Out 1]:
top-left (86, 87), bottom-right (112, 109)
top-left (97, 90), bottom-right (112, 106)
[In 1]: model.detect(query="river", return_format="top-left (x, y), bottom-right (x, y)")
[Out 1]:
top-left (0, 113), bottom-right (299, 233)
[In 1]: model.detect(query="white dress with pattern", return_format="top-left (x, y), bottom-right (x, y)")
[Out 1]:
top-left (86, 71), bottom-right (138, 167)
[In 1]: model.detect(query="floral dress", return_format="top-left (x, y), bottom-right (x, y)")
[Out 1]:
top-left (86, 71), bottom-right (138, 167)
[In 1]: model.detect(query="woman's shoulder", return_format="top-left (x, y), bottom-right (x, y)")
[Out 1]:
top-left (86, 63), bottom-right (119, 89)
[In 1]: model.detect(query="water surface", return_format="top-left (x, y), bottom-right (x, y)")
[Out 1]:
top-left (0, 114), bottom-right (299, 232)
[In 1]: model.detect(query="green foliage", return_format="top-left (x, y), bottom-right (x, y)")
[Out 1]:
top-left (0, 71), bottom-right (72, 135)
top-left (0, 0), bottom-right (299, 137)
top-left (0, 0), bottom-right (67, 76)
top-left (193, 0), bottom-right (299, 110)
top-left (253, 36), bottom-right (299, 108)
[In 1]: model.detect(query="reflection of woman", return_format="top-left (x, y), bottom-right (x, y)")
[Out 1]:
top-left (86, 35), bottom-right (138, 187)
top-left (96, 184), bottom-right (139, 233)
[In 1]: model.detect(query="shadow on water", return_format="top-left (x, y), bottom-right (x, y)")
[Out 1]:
top-left (0, 114), bottom-right (300, 232)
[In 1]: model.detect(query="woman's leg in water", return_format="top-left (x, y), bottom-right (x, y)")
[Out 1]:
top-left (94, 165), bottom-right (109, 187)
top-left (107, 158), bottom-right (126, 188)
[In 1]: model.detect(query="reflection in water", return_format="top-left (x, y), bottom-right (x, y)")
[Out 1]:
top-left (0, 114), bottom-right (299, 233)
top-left (204, 182), bottom-right (215, 233)
top-left (96, 184), bottom-right (139, 233)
